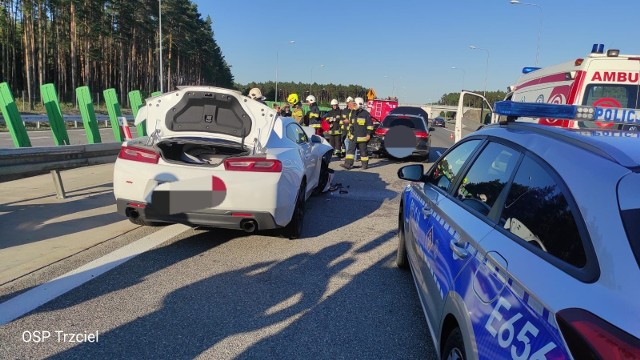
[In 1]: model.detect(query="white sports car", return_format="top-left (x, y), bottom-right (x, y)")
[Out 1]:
top-left (113, 86), bottom-right (333, 238)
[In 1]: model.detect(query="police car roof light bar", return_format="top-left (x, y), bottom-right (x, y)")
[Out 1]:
top-left (494, 101), bottom-right (640, 125)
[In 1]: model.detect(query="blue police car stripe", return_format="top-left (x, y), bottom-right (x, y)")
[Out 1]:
top-left (408, 185), bottom-right (562, 335)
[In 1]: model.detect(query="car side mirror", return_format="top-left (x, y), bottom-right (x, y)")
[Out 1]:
top-left (310, 135), bottom-right (322, 144)
top-left (397, 164), bottom-right (424, 181)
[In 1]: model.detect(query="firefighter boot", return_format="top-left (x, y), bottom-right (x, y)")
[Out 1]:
top-left (361, 160), bottom-right (368, 170)
top-left (340, 158), bottom-right (353, 170)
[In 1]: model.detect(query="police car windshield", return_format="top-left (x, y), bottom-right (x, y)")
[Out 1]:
top-left (382, 115), bottom-right (426, 131)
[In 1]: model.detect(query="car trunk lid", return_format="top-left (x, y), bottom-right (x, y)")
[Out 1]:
top-left (134, 86), bottom-right (276, 152)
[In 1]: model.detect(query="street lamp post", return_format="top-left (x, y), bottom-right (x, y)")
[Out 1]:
top-left (383, 75), bottom-right (396, 98)
top-left (310, 64), bottom-right (324, 94)
top-left (469, 45), bottom-right (490, 98)
top-left (159, 0), bottom-right (163, 93)
top-left (510, 0), bottom-right (542, 66)
top-left (451, 67), bottom-right (466, 90)
top-left (275, 40), bottom-right (295, 102)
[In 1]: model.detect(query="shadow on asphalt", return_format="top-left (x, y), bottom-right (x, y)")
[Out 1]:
top-left (295, 167), bottom-right (398, 239)
top-left (0, 183), bottom-right (123, 250)
top-left (34, 232), bottom-right (432, 359)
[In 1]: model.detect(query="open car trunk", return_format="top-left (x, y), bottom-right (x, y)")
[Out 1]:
top-left (156, 138), bottom-right (250, 167)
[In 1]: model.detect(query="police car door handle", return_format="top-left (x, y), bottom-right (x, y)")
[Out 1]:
top-left (450, 239), bottom-right (469, 259)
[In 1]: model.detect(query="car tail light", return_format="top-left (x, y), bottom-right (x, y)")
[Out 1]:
top-left (375, 128), bottom-right (388, 136)
top-left (223, 157), bottom-right (282, 172)
top-left (118, 146), bottom-right (160, 164)
top-left (415, 131), bottom-right (429, 139)
top-left (557, 308), bottom-right (640, 360)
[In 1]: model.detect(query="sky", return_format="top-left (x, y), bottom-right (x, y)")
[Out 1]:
top-left (192, 0), bottom-right (640, 105)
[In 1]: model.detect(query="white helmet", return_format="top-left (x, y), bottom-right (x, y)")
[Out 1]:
top-left (306, 95), bottom-right (316, 104)
top-left (249, 88), bottom-right (265, 100)
top-left (330, 99), bottom-right (339, 106)
top-left (346, 96), bottom-right (354, 103)
top-left (354, 97), bottom-right (365, 108)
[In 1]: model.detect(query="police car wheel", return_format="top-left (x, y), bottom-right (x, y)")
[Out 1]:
top-left (442, 327), bottom-right (465, 360)
top-left (396, 205), bottom-right (409, 269)
top-left (282, 181), bottom-right (306, 239)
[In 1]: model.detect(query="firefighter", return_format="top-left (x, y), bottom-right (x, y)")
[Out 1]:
top-left (340, 96), bottom-right (354, 158)
top-left (341, 97), bottom-right (373, 170)
top-left (306, 95), bottom-right (321, 131)
top-left (288, 93), bottom-right (304, 125)
top-left (325, 99), bottom-right (343, 157)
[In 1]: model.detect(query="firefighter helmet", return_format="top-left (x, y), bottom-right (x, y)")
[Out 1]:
top-left (354, 97), bottom-right (365, 108)
top-left (306, 95), bottom-right (316, 104)
top-left (249, 88), bottom-right (265, 100)
top-left (346, 96), bottom-right (354, 103)
top-left (287, 93), bottom-right (299, 105)
top-left (330, 99), bottom-right (339, 106)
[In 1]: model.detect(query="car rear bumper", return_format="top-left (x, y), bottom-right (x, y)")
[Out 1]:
top-left (368, 137), bottom-right (430, 156)
top-left (117, 198), bottom-right (279, 231)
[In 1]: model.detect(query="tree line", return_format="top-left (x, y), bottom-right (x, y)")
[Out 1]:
top-left (437, 90), bottom-right (508, 108)
top-left (0, 0), bottom-right (233, 109)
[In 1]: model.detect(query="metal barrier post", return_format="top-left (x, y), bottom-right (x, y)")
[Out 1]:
top-left (76, 86), bottom-right (102, 144)
top-left (103, 88), bottom-right (124, 142)
top-left (128, 90), bottom-right (146, 137)
top-left (0, 82), bottom-right (31, 148)
top-left (50, 169), bottom-right (66, 199)
top-left (41, 83), bottom-right (71, 145)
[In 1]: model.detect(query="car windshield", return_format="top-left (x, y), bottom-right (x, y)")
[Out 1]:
top-left (579, 84), bottom-right (640, 129)
top-left (383, 116), bottom-right (426, 130)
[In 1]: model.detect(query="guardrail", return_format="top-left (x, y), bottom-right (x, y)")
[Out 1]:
top-left (0, 142), bottom-right (121, 197)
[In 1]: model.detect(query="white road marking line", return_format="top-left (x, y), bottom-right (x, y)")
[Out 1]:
top-left (0, 224), bottom-right (190, 326)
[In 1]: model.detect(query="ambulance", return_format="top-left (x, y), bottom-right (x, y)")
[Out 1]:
top-left (506, 44), bottom-right (640, 129)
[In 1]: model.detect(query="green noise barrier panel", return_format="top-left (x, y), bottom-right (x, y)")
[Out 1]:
top-left (103, 88), bottom-right (124, 142)
top-left (128, 90), bottom-right (146, 137)
top-left (76, 86), bottom-right (102, 144)
top-left (40, 83), bottom-right (70, 145)
top-left (0, 82), bottom-right (31, 147)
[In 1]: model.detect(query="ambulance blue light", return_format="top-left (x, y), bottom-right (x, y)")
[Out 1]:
top-left (522, 67), bottom-right (541, 74)
top-left (591, 43), bottom-right (605, 54)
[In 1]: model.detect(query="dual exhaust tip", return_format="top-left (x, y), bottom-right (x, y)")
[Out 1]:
top-left (126, 207), bottom-right (258, 234)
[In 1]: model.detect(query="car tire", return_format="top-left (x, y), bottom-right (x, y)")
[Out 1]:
top-left (282, 181), bottom-right (306, 239)
top-left (442, 327), bottom-right (466, 360)
top-left (313, 159), bottom-right (330, 196)
top-left (396, 205), bottom-right (409, 269)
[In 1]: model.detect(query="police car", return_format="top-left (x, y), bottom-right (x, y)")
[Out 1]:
top-left (396, 101), bottom-right (640, 360)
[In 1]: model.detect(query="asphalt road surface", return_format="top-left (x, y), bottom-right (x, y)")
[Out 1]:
top-left (0, 126), bottom-right (463, 359)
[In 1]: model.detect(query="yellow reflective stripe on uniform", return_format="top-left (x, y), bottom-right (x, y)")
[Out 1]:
top-left (356, 136), bottom-right (368, 142)
top-left (310, 124), bottom-right (321, 128)
top-left (366, 126), bottom-right (374, 130)
top-left (345, 154), bottom-right (355, 159)
top-left (309, 113), bottom-right (319, 118)
top-left (360, 156), bottom-right (369, 161)
top-left (357, 119), bottom-right (366, 125)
